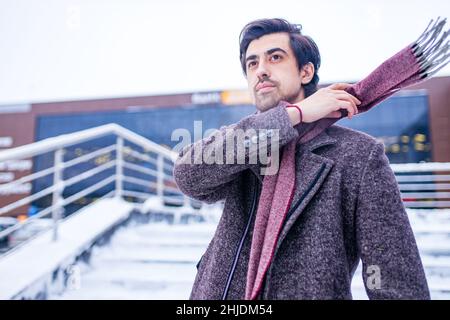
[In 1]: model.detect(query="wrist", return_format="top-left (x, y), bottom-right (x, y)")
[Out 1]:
top-left (286, 104), bottom-right (303, 125)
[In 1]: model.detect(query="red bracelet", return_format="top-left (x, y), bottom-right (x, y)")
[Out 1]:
top-left (286, 104), bottom-right (303, 124)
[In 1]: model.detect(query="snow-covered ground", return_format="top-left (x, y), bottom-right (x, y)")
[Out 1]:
top-left (54, 221), bottom-right (217, 300)
top-left (52, 209), bottom-right (450, 300)
top-left (0, 197), bottom-right (134, 300)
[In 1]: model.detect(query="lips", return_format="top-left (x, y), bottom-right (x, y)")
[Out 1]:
top-left (256, 82), bottom-right (276, 92)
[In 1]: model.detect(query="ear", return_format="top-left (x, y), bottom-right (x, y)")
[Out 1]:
top-left (300, 62), bottom-right (315, 85)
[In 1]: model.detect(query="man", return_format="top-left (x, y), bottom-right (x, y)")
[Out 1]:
top-left (173, 18), bottom-right (430, 299)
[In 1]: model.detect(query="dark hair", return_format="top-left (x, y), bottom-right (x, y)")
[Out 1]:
top-left (239, 18), bottom-right (321, 97)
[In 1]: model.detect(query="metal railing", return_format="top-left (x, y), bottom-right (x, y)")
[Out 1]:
top-left (1, 124), bottom-right (449, 249)
top-left (392, 162), bottom-right (450, 208)
top-left (0, 123), bottom-right (192, 244)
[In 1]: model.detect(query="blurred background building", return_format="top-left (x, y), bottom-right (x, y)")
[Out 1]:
top-left (1, 76), bottom-right (449, 217)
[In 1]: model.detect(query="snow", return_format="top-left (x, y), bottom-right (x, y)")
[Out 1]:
top-left (2, 196), bottom-right (449, 300)
top-left (0, 197), bottom-right (134, 299)
top-left (49, 208), bottom-right (450, 300)
top-left (53, 221), bottom-right (217, 300)
top-left (390, 163), bottom-right (450, 172)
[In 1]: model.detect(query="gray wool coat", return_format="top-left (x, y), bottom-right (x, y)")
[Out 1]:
top-left (173, 103), bottom-right (430, 300)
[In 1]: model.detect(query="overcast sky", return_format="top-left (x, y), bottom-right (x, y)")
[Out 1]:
top-left (0, 0), bottom-right (449, 105)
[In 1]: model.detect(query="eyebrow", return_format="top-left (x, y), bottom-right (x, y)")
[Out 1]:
top-left (245, 47), bottom-right (288, 64)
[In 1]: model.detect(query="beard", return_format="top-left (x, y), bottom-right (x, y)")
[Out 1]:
top-left (254, 86), bottom-right (302, 113)
top-left (254, 90), bottom-right (282, 112)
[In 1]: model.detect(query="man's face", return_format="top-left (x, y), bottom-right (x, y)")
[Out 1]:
top-left (245, 32), bottom-right (304, 112)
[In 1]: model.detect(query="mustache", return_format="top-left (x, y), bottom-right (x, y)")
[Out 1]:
top-left (254, 77), bottom-right (278, 91)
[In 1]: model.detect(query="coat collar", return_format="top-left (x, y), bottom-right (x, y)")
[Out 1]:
top-left (249, 127), bottom-right (337, 183)
top-left (297, 126), bottom-right (337, 152)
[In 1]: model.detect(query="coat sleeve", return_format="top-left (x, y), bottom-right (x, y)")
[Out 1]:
top-left (355, 141), bottom-right (430, 299)
top-left (173, 103), bottom-right (299, 203)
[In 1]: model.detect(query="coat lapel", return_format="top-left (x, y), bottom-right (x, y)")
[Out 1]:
top-left (275, 130), bottom-right (336, 250)
top-left (247, 128), bottom-right (337, 248)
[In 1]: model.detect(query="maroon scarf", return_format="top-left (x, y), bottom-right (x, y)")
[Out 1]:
top-left (245, 17), bottom-right (449, 300)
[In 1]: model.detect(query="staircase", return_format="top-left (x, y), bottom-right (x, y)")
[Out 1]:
top-left (54, 220), bottom-right (217, 300)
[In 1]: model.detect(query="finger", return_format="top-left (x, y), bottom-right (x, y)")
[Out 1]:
top-left (334, 94), bottom-right (358, 114)
top-left (335, 96), bottom-right (358, 116)
top-left (349, 97), bottom-right (358, 116)
top-left (333, 91), bottom-right (361, 106)
top-left (328, 83), bottom-right (352, 91)
top-left (335, 101), bottom-right (355, 119)
top-left (325, 111), bottom-right (342, 118)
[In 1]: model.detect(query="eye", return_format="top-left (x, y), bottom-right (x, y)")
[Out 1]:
top-left (270, 54), bottom-right (282, 62)
top-left (247, 60), bottom-right (257, 69)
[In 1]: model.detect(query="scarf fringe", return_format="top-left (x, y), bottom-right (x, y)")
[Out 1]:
top-left (411, 17), bottom-right (450, 79)
top-left (412, 17), bottom-right (445, 55)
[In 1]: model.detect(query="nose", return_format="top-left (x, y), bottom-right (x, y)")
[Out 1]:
top-left (255, 60), bottom-right (270, 81)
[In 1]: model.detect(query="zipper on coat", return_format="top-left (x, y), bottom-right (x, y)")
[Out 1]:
top-left (221, 173), bottom-right (260, 300)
